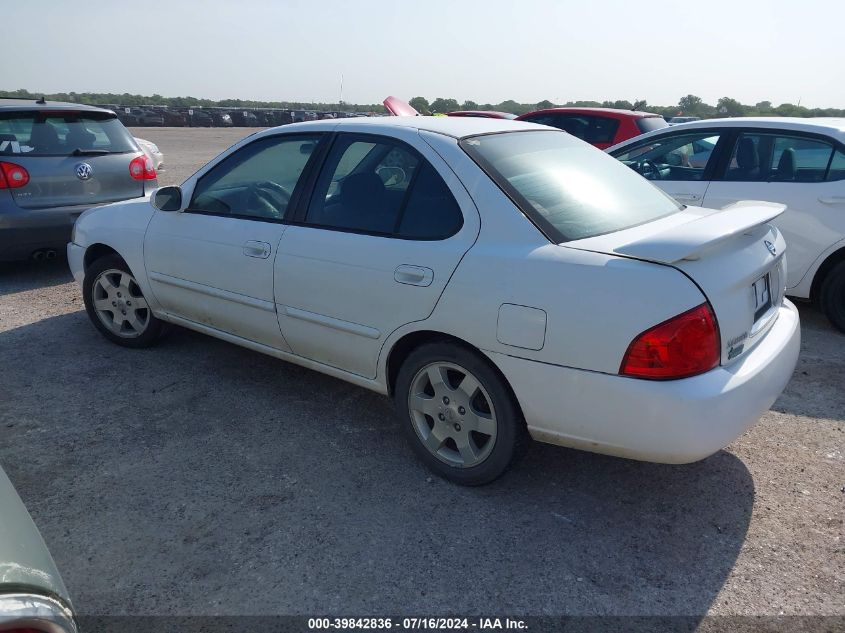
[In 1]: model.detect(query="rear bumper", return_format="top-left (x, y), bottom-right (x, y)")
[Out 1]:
top-left (488, 299), bottom-right (801, 464)
top-left (0, 202), bottom-right (90, 261)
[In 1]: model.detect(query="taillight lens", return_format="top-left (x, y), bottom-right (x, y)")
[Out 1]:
top-left (0, 161), bottom-right (30, 189)
top-left (129, 155), bottom-right (156, 180)
top-left (620, 303), bottom-right (720, 380)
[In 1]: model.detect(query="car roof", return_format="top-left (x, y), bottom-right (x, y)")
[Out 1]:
top-left (0, 98), bottom-right (115, 115)
top-left (608, 116), bottom-right (845, 149)
top-left (258, 115), bottom-right (546, 139)
top-left (519, 107), bottom-right (662, 119)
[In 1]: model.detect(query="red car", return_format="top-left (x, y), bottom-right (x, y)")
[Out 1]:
top-left (446, 110), bottom-right (517, 120)
top-left (516, 107), bottom-right (667, 149)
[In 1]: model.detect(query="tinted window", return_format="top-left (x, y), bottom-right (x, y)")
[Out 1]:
top-left (827, 149), bottom-right (845, 182)
top-left (306, 136), bottom-right (462, 239)
top-left (307, 138), bottom-right (420, 234)
top-left (397, 163), bottom-right (463, 239)
top-left (612, 132), bottom-right (721, 182)
top-left (463, 130), bottom-right (681, 242)
top-left (523, 114), bottom-right (619, 144)
top-left (0, 111), bottom-right (136, 156)
top-left (189, 135), bottom-right (320, 220)
top-left (723, 133), bottom-right (834, 182)
top-left (636, 117), bottom-right (669, 133)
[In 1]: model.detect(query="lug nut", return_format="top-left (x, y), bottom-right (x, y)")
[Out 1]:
top-left (112, 301), bottom-right (117, 307)
top-left (443, 396), bottom-right (450, 405)
top-left (117, 292), bottom-right (122, 297)
top-left (121, 310), bottom-right (126, 315)
top-left (127, 301), bottom-right (131, 306)
top-left (438, 413), bottom-right (445, 421)
top-left (454, 423), bottom-right (461, 432)
top-left (458, 406), bottom-right (466, 415)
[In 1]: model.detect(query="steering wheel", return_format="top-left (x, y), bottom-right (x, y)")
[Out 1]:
top-left (635, 159), bottom-right (662, 180)
top-left (246, 181), bottom-right (292, 219)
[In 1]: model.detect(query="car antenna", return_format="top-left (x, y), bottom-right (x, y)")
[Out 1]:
top-left (36, 96), bottom-right (46, 104)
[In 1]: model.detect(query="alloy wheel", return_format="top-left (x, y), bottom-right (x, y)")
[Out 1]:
top-left (407, 362), bottom-right (498, 468)
top-left (91, 269), bottom-right (151, 338)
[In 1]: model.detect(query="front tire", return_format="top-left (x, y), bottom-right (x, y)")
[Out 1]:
top-left (82, 254), bottom-right (165, 348)
top-left (394, 342), bottom-right (524, 485)
top-left (820, 261), bottom-right (845, 333)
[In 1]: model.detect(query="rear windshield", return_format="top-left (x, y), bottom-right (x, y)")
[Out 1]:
top-left (460, 130), bottom-right (681, 242)
top-left (0, 111), bottom-right (137, 157)
top-left (636, 117), bottom-right (669, 133)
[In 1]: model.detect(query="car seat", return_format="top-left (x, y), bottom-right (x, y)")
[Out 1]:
top-left (28, 123), bottom-right (60, 153)
top-left (66, 126), bottom-right (97, 150)
top-left (773, 148), bottom-right (797, 181)
top-left (727, 137), bottom-right (760, 180)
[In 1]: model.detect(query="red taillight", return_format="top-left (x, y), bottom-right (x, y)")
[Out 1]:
top-left (0, 161), bottom-right (30, 189)
top-left (620, 303), bottom-right (720, 380)
top-left (129, 155), bottom-right (156, 180)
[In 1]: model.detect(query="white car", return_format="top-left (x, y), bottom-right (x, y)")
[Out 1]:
top-left (608, 118), bottom-right (845, 331)
top-left (67, 116), bottom-right (800, 485)
top-left (134, 137), bottom-right (164, 171)
top-left (667, 116), bottom-right (700, 125)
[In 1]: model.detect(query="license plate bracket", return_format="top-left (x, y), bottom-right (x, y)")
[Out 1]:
top-left (752, 273), bottom-right (772, 322)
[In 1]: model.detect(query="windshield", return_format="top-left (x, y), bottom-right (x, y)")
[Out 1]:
top-left (460, 130), bottom-right (682, 242)
top-left (0, 111), bottom-right (137, 157)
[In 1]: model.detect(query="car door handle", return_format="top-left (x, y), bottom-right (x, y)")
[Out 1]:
top-left (670, 192), bottom-right (700, 201)
top-left (394, 265), bottom-right (433, 287)
top-left (243, 240), bottom-right (271, 259)
top-left (819, 196), bottom-right (845, 205)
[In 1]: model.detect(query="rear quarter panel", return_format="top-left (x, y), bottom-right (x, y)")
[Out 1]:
top-left (383, 132), bottom-right (706, 376)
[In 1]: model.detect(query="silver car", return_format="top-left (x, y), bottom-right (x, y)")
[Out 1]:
top-left (0, 466), bottom-right (76, 633)
top-left (0, 98), bottom-right (157, 262)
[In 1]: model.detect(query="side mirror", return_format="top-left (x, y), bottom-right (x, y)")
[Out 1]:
top-left (152, 186), bottom-right (183, 212)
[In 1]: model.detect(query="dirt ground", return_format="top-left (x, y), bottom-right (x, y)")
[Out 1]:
top-left (0, 128), bottom-right (842, 619)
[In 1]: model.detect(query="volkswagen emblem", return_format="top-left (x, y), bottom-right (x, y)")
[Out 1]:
top-left (764, 240), bottom-right (777, 256)
top-left (75, 163), bottom-right (92, 181)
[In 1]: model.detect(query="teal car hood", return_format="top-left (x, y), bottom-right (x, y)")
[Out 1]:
top-left (0, 466), bottom-right (70, 606)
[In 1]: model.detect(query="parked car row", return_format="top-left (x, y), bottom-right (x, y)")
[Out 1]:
top-left (96, 105), bottom-right (380, 127)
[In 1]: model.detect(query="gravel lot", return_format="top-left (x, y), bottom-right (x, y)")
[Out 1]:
top-left (0, 128), bottom-right (842, 619)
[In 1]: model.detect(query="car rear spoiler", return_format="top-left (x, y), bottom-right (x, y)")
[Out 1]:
top-left (614, 201), bottom-right (786, 263)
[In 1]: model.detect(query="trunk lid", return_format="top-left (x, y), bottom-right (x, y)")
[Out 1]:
top-left (383, 96), bottom-right (419, 117)
top-left (0, 108), bottom-right (147, 209)
top-left (565, 201), bottom-right (788, 365)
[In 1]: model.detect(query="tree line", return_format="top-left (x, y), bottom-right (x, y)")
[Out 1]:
top-left (411, 94), bottom-right (844, 118)
top-left (3, 88), bottom-right (843, 119)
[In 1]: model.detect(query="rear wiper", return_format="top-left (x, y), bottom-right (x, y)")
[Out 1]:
top-left (72, 148), bottom-right (110, 156)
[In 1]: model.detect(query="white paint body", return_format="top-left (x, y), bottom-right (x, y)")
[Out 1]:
top-left (134, 137), bottom-right (164, 171)
top-left (608, 117), bottom-right (845, 300)
top-left (68, 117), bottom-right (800, 464)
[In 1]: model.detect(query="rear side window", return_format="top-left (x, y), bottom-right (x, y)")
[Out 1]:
top-left (523, 114), bottom-right (620, 144)
top-left (636, 117), bottom-right (669, 133)
top-left (462, 130), bottom-right (681, 243)
top-left (828, 149), bottom-right (845, 182)
top-left (305, 135), bottom-right (462, 239)
top-left (612, 132), bottom-right (722, 182)
top-left (722, 133), bottom-right (835, 182)
top-left (0, 111), bottom-right (136, 156)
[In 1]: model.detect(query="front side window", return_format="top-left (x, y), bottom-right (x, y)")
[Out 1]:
top-left (612, 132), bottom-right (722, 182)
top-left (189, 134), bottom-right (321, 221)
top-left (305, 135), bottom-right (462, 239)
top-left (0, 111), bottom-right (136, 156)
top-left (463, 130), bottom-right (681, 243)
top-left (723, 133), bottom-right (835, 182)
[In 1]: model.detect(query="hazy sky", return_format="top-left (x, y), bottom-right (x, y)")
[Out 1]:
top-left (4, 0), bottom-right (844, 107)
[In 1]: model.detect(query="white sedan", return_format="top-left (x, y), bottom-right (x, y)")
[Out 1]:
top-left (134, 137), bottom-right (164, 172)
top-left (68, 116), bottom-right (800, 485)
top-left (608, 117), bottom-right (845, 332)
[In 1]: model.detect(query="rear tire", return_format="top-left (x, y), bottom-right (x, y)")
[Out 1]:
top-left (82, 254), bottom-right (165, 348)
top-left (394, 342), bottom-right (525, 485)
top-left (820, 261), bottom-right (845, 333)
